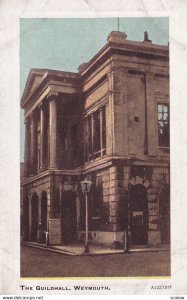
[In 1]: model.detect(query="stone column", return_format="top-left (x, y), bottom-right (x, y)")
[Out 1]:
top-left (76, 195), bottom-right (80, 231)
top-left (24, 117), bottom-right (30, 177)
top-left (30, 112), bottom-right (36, 174)
top-left (48, 92), bottom-right (58, 169)
top-left (40, 103), bottom-right (44, 171)
top-left (38, 192), bottom-right (42, 224)
top-left (28, 192), bottom-right (32, 241)
top-left (47, 188), bottom-right (51, 225)
top-left (107, 71), bottom-right (115, 155)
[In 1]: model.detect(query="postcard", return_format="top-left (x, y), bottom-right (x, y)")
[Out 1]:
top-left (0, 0), bottom-right (187, 297)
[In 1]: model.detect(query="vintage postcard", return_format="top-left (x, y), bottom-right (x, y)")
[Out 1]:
top-left (0, 0), bottom-right (187, 297)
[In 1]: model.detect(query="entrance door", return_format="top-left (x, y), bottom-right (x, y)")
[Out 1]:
top-left (159, 185), bottom-right (170, 244)
top-left (130, 184), bottom-right (148, 245)
top-left (31, 194), bottom-right (39, 242)
top-left (22, 196), bottom-right (29, 241)
top-left (41, 192), bottom-right (48, 243)
top-left (41, 192), bottom-right (47, 231)
top-left (61, 191), bottom-right (77, 244)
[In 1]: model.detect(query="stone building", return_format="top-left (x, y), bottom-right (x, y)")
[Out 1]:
top-left (21, 31), bottom-right (170, 249)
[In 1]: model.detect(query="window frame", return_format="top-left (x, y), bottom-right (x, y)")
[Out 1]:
top-left (157, 102), bottom-right (169, 148)
top-left (84, 105), bottom-right (107, 162)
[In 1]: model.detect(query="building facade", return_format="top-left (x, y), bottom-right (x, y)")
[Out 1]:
top-left (21, 31), bottom-right (170, 249)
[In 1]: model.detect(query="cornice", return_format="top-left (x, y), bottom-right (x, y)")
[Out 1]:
top-left (79, 40), bottom-right (169, 78)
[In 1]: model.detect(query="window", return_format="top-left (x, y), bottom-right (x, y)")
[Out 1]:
top-left (71, 124), bottom-right (78, 160)
top-left (61, 126), bottom-right (67, 151)
top-left (158, 104), bottom-right (169, 147)
top-left (84, 106), bottom-right (106, 161)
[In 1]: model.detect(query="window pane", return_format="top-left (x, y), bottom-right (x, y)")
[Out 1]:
top-left (93, 110), bottom-right (100, 152)
top-left (84, 116), bottom-right (92, 162)
top-left (88, 116), bottom-right (92, 155)
top-left (102, 106), bottom-right (106, 149)
top-left (163, 112), bottom-right (168, 120)
top-left (158, 105), bottom-right (163, 112)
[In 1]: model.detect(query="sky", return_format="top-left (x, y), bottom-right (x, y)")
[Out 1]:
top-left (20, 17), bottom-right (169, 161)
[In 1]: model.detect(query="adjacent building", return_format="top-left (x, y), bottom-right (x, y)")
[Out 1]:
top-left (21, 31), bottom-right (170, 249)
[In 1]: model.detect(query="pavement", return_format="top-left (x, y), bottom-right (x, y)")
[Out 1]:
top-left (21, 245), bottom-right (171, 277)
top-left (24, 241), bottom-right (170, 256)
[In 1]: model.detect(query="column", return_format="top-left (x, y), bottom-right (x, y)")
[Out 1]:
top-left (40, 103), bottom-right (44, 170)
top-left (38, 193), bottom-right (41, 224)
top-left (107, 71), bottom-right (115, 155)
top-left (37, 193), bottom-right (42, 243)
top-left (24, 117), bottom-right (30, 177)
top-left (48, 92), bottom-right (58, 169)
top-left (28, 192), bottom-right (32, 241)
top-left (47, 188), bottom-right (51, 224)
top-left (30, 112), bottom-right (36, 174)
top-left (144, 72), bottom-right (148, 155)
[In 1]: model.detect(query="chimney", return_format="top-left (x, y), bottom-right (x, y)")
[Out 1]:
top-left (143, 31), bottom-right (152, 43)
top-left (78, 62), bottom-right (87, 72)
top-left (107, 31), bottom-right (127, 44)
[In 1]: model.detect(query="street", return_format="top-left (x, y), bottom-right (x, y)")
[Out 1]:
top-left (21, 245), bottom-right (170, 277)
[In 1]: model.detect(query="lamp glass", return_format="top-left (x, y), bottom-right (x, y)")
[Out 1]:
top-left (80, 179), bottom-right (92, 193)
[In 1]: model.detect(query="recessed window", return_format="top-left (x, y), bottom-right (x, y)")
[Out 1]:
top-left (134, 116), bottom-right (139, 122)
top-left (71, 124), bottom-right (78, 160)
top-left (158, 104), bottom-right (169, 147)
top-left (84, 106), bottom-right (106, 161)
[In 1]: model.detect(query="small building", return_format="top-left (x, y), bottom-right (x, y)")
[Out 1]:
top-left (21, 31), bottom-right (170, 249)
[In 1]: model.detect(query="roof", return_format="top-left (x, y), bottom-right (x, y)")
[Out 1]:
top-left (21, 31), bottom-right (169, 109)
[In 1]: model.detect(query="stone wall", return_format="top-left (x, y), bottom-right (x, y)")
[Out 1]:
top-left (83, 163), bottom-right (169, 247)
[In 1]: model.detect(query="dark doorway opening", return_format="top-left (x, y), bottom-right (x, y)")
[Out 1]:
top-left (61, 191), bottom-right (77, 244)
top-left (130, 184), bottom-right (148, 245)
top-left (159, 185), bottom-right (170, 244)
top-left (40, 191), bottom-right (48, 243)
top-left (41, 192), bottom-right (47, 231)
top-left (31, 193), bottom-right (39, 242)
top-left (22, 195), bottom-right (29, 241)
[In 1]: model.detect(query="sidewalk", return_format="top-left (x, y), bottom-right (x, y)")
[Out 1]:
top-left (24, 241), bottom-right (170, 256)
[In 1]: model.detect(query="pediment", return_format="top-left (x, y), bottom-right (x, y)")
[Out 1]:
top-left (21, 69), bottom-right (47, 106)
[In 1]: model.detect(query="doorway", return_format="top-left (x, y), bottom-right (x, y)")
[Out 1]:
top-left (31, 193), bottom-right (39, 242)
top-left (40, 191), bottom-right (48, 243)
top-left (41, 192), bottom-right (47, 231)
top-left (22, 195), bottom-right (29, 241)
top-left (61, 191), bottom-right (77, 244)
top-left (159, 185), bottom-right (170, 244)
top-left (130, 184), bottom-right (148, 245)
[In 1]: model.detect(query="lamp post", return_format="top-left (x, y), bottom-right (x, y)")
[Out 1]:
top-left (80, 179), bottom-right (92, 253)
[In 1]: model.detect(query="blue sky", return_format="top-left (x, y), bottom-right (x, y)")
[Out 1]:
top-left (20, 17), bottom-right (169, 161)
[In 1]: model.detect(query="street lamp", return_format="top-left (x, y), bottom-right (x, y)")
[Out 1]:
top-left (80, 179), bottom-right (92, 253)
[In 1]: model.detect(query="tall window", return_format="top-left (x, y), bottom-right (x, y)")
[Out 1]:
top-left (84, 106), bottom-right (106, 161)
top-left (158, 104), bottom-right (169, 147)
top-left (71, 124), bottom-right (78, 160)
